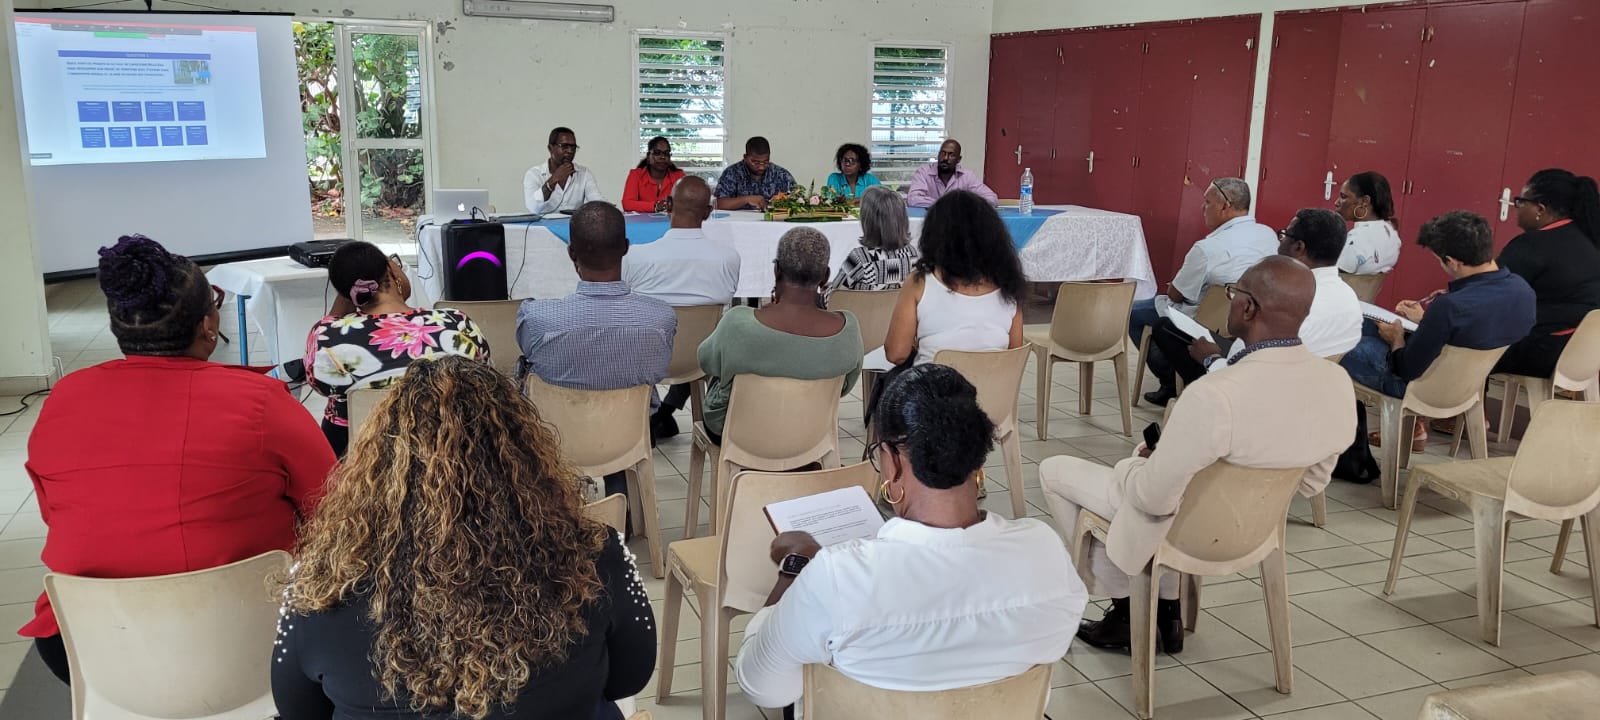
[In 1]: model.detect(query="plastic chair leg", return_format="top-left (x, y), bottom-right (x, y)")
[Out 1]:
top-left (1582, 512), bottom-right (1600, 629)
top-left (630, 460), bottom-right (665, 579)
top-left (656, 568), bottom-right (686, 702)
top-left (1552, 519), bottom-right (1576, 574)
top-left (1113, 352), bottom-right (1132, 437)
top-left (1311, 491), bottom-right (1328, 528)
top-left (1496, 377), bottom-right (1522, 444)
top-left (1471, 499), bottom-right (1509, 646)
top-left (1035, 348), bottom-right (1053, 440)
top-left (684, 442), bottom-right (708, 540)
top-left (1262, 547), bottom-right (1294, 694)
top-left (1003, 428), bottom-right (1026, 519)
top-left (1130, 570), bottom-right (1158, 720)
top-left (1384, 475), bottom-right (1426, 595)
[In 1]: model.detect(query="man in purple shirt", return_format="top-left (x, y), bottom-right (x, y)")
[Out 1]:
top-left (906, 139), bottom-right (998, 208)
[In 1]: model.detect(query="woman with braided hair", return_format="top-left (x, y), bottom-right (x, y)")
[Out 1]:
top-left (20, 235), bottom-right (335, 684)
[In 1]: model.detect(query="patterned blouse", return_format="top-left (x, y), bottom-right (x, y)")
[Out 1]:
top-left (305, 308), bottom-right (490, 427)
top-left (828, 245), bottom-right (921, 293)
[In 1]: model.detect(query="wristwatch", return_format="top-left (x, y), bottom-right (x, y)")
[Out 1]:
top-left (1202, 354), bottom-right (1225, 369)
top-left (778, 553), bottom-right (811, 578)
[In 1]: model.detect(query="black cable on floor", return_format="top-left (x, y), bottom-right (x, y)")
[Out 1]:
top-left (0, 388), bottom-right (51, 417)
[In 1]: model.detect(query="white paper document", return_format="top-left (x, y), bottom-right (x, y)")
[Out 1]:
top-left (1165, 308), bottom-right (1216, 344)
top-left (1360, 302), bottom-right (1419, 332)
top-left (765, 486), bottom-right (886, 547)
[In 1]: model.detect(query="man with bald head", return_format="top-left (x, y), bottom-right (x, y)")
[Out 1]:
top-left (1040, 255), bottom-right (1355, 654)
top-left (906, 139), bottom-right (998, 208)
top-left (623, 176), bottom-right (742, 437)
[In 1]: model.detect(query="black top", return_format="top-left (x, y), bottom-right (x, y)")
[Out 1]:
top-left (271, 533), bottom-right (656, 720)
top-left (1388, 267), bottom-right (1535, 381)
top-left (1498, 222), bottom-right (1600, 336)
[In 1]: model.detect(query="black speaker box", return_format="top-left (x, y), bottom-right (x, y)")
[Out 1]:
top-left (441, 221), bottom-right (509, 301)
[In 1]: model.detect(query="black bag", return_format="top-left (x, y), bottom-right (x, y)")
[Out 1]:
top-left (1332, 400), bottom-right (1380, 484)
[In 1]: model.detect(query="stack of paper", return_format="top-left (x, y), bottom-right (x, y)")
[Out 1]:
top-left (765, 486), bottom-right (886, 547)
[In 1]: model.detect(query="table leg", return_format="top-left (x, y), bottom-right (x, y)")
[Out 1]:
top-left (236, 295), bottom-right (251, 365)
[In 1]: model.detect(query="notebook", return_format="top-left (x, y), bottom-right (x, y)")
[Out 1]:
top-left (1360, 302), bottom-right (1420, 332)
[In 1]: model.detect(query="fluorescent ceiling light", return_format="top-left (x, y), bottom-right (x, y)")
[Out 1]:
top-left (462, 0), bottom-right (615, 22)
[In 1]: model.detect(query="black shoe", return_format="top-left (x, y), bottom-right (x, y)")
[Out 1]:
top-left (1076, 598), bottom-right (1132, 652)
top-left (1142, 385), bottom-right (1177, 407)
top-left (650, 411), bottom-right (680, 444)
top-left (1157, 598), bottom-right (1184, 654)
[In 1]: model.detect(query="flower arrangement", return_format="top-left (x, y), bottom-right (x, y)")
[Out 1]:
top-left (765, 181), bottom-right (856, 222)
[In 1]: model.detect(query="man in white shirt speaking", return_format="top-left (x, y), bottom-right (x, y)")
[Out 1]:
top-left (523, 126), bottom-right (605, 215)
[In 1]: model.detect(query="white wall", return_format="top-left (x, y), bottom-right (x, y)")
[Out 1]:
top-left (0, 2), bottom-right (54, 391)
top-left (14, 0), bottom-right (993, 212)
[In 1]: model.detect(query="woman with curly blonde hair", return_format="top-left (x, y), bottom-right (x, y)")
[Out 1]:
top-left (271, 356), bottom-right (655, 720)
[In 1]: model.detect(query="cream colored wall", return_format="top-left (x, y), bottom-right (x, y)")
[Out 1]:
top-left (0, 2), bottom-right (53, 391)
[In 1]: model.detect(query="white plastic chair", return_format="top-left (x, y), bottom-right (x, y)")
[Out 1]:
top-left (345, 386), bottom-right (390, 442)
top-left (1338, 271), bottom-right (1389, 304)
top-left (1026, 281), bottom-right (1137, 439)
top-left (1133, 286), bottom-right (1230, 406)
top-left (1493, 309), bottom-right (1600, 443)
top-left (664, 304), bottom-right (726, 423)
top-left (802, 663), bottom-right (1051, 719)
top-left (435, 299), bottom-right (523, 377)
top-left (934, 346), bottom-right (1033, 519)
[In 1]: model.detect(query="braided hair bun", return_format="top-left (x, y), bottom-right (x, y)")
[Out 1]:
top-left (97, 235), bottom-right (211, 356)
top-left (98, 235), bottom-right (175, 312)
top-left (875, 363), bottom-right (996, 490)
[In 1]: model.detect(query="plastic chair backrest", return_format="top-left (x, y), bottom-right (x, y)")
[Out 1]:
top-left (667, 305), bottom-right (725, 382)
top-left (1161, 461), bottom-right (1307, 573)
top-left (801, 662), bottom-right (1051, 719)
top-left (719, 462), bottom-right (879, 613)
top-left (932, 346), bottom-right (1032, 428)
top-left (346, 386), bottom-right (391, 442)
top-left (44, 550), bottom-right (292, 720)
top-left (1504, 400), bottom-right (1600, 518)
top-left (828, 288), bottom-right (902, 354)
top-left (1047, 281), bottom-right (1137, 357)
top-left (721, 374), bottom-right (846, 467)
top-left (1405, 345), bottom-right (1508, 414)
top-left (435, 299), bottom-right (523, 376)
top-left (524, 375), bottom-right (650, 474)
top-left (1554, 310), bottom-right (1600, 390)
top-left (1193, 285), bottom-right (1232, 335)
top-left (583, 493), bottom-right (629, 535)
top-left (1338, 271), bottom-right (1388, 304)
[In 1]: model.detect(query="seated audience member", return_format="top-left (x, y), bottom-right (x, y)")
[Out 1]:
top-left (624, 176), bottom-right (741, 438)
top-left (715, 136), bottom-right (796, 211)
top-left (825, 143), bottom-right (881, 202)
top-left (827, 185), bottom-right (919, 293)
top-left (22, 235), bottom-right (334, 685)
top-left (906, 139), bottom-right (998, 208)
top-left (273, 357), bottom-right (654, 720)
top-left (1043, 256), bottom-right (1354, 653)
top-left (308, 241), bottom-right (490, 456)
top-left (1151, 208), bottom-right (1362, 384)
top-left (524, 126), bottom-right (605, 215)
top-left (698, 227), bottom-right (863, 443)
top-left (1132, 177), bottom-right (1277, 406)
top-left (621, 135), bottom-right (684, 213)
top-left (735, 364), bottom-right (1087, 710)
top-left (879, 190), bottom-right (1024, 368)
top-left (1495, 168), bottom-right (1600, 378)
top-left (1334, 171), bottom-right (1403, 275)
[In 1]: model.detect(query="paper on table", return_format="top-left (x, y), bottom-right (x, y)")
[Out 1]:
top-left (1165, 308), bottom-right (1215, 344)
top-left (1360, 302), bottom-right (1419, 332)
top-left (764, 486), bottom-right (885, 547)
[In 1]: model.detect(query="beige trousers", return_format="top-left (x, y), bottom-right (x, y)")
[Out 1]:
top-left (1039, 455), bottom-right (1178, 600)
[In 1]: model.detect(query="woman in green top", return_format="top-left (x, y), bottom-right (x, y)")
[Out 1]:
top-left (697, 227), bottom-right (863, 442)
top-left (825, 143), bottom-right (882, 203)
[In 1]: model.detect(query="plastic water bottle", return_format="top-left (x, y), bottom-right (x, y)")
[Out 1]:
top-left (1019, 167), bottom-right (1034, 216)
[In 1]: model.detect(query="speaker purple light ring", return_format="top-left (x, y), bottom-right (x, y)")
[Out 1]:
top-left (455, 251), bottom-right (503, 270)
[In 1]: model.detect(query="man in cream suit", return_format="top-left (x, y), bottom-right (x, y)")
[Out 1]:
top-left (1041, 256), bottom-right (1355, 653)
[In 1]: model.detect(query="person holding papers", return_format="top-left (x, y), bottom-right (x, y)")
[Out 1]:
top-left (734, 364), bottom-right (1086, 712)
top-left (523, 126), bottom-right (605, 215)
top-left (620, 136), bottom-right (684, 213)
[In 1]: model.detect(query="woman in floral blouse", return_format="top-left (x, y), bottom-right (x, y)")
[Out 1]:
top-left (306, 241), bottom-right (490, 456)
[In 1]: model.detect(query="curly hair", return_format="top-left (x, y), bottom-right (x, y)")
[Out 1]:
top-left (281, 356), bottom-right (608, 719)
top-left (874, 363), bottom-right (996, 489)
top-left (834, 142), bottom-right (871, 174)
top-left (97, 234), bottom-right (212, 357)
top-left (915, 190), bottom-right (1027, 305)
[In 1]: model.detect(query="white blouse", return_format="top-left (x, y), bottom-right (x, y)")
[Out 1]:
top-left (1338, 220), bottom-right (1402, 275)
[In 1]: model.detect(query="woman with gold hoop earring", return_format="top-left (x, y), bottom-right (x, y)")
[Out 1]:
top-left (1333, 170), bottom-right (1402, 276)
top-left (733, 364), bottom-right (1088, 712)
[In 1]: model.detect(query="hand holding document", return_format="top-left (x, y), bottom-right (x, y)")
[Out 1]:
top-left (1360, 302), bottom-right (1419, 332)
top-left (765, 486), bottom-right (886, 547)
top-left (1165, 308), bottom-right (1216, 345)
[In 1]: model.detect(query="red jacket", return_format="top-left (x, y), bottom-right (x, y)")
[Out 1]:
top-left (621, 167), bottom-right (685, 212)
top-left (20, 356), bottom-right (335, 638)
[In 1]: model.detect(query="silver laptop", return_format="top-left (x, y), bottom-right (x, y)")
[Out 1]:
top-left (433, 188), bottom-right (491, 222)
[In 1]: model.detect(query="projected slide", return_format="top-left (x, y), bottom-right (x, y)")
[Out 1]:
top-left (14, 17), bottom-right (267, 166)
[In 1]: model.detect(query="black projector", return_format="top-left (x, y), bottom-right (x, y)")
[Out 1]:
top-left (288, 239), bottom-right (352, 268)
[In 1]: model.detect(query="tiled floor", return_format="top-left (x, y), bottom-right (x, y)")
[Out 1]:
top-left (2, 279), bottom-right (1596, 720)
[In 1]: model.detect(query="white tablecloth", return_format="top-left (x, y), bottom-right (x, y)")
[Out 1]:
top-left (415, 205), bottom-right (1157, 306)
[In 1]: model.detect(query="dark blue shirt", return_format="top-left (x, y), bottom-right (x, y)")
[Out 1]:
top-left (1389, 267), bottom-right (1536, 381)
top-left (714, 160), bottom-right (795, 203)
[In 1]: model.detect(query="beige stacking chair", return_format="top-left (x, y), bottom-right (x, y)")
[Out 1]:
top-left (1493, 309), bottom-right (1600, 443)
top-left (436, 299), bottom-right (523, 376)
top-left (934, 346), bottom-right (1033, 519)
top-left (658, 463), bottom-right (878, 720)
top-left (1026, 281), bottom-right (1136, 439)
top-left (583, 493), bottom-right (629, 535)
top-left (1382, 400), bottom-right (1600, 645)
top-left (44, 550), bottom-right (292, 720)
top-left (663, 304), bottom-right (726, 424)
top-left (1338, 270), bottom-right (1389, 304)
top-left (1071, 461), bottom-right (1308, 720)
top-left (801, 663), bottom-right (1051, 719)
top-left (1353, 344), bottom-right (1508, 509)
top-left (828, 288), bottom-right (902, 414)
top-left (345, 386), bottom-right (391, 442)
top-left (683, 374), bottom-right (845, 538)
top-left (524, 376), bottom-right (665, 577)
top-left (1133, 285), bottom-right (1230, 406)
top-left (1417, 670), bottom-right (1600, 719)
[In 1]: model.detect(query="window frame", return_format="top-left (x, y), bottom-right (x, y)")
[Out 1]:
top-left (868, 42), bottom-right (951, 188)
top-left (631, 29), bottom-right (731, 177)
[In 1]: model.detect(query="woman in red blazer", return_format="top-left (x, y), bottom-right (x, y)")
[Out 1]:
top-left (20, 236), bottom-right (336, 684)
top-left (621, 136), bottom-right (685, 212)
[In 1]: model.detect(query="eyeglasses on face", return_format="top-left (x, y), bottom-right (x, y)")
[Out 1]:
top-left (1277, 227), bottom-right (1301, 243)
top-left (1223, 283), bottom-right (1256, 304)
top-left (553, 142), bottom-right (580, 152)
top-left (1208, 180), bottom-right (1237, 209)
top-left (840, 155), bottom-right (860, 166)
top-left (649, 147), bottom-right (672, 157)
top-left (1513, 196), bottom-right (1539, 207)
top-left (209, 284), bottom-right (226, 310)
top-left (866, 439), bottom-right (898, 474)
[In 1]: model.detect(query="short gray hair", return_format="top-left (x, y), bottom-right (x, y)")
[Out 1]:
top-left (775, 227), bottom-right (832, 286)
top-left (859, 185), bottom-right (910, 250)
top-left (1210, 177), bottom-right (1253, 210)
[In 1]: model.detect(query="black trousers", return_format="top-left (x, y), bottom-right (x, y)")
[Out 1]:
top-left (1147, 317), bottom-right (1235, 388)
top-left (35, 634), bottom-right (70, 685)
top-left (660, 383), bottom-right (692, 413)
top-left (1495, 332), bottom-right (1570, 379)
top-left (321, 419), bottom-right (349, 459)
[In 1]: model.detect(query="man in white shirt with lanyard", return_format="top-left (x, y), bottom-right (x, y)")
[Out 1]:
top-left (523, 126), bottom-right (605, 215)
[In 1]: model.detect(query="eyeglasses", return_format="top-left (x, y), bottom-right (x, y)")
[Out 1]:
top-left (1209, 180), bottom-right (1237, 209)
top-left (649, 148), bottom-right (672, 157)
top-left (553, 143), bottom-right (580, 152)
top-left (209, 284), bottom-right (226, 310)
top-left (1223, 282), bottom-right (1256, 305)
top-left (1513, 196), bottom-right (1539, 207)
top-left (1277, 227), bottom-right (1300, 243)
top-left (866, 439), bottom-right (898, 474)
top-left (389, 253), bottom-right (403, 265)
top-left (840, 155), bottom-right (860, 166)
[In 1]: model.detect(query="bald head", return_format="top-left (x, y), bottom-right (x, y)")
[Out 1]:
top-left (936, 139), bottom-right (963, 175)
top-left (670, 176), bottom-right (712, 228)
top-left (1227, 256), bottom-right (1315, 343)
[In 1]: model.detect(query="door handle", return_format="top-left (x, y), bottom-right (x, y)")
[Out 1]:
top-left (1323, 171), bottom-right (1335, 201)
top-left (1015, 144), bottom-right (1022, 165)
top-left (1087, 150), bottom-right (1095, 174)
top-left (1498, 187), bottom-right (1513, 222)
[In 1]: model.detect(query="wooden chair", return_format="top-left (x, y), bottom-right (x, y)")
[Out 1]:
top-left (345, 386), bottom-right (391, 443)
top-left (436, 299), bottom-right (523, 376)
top-left (1338, 270), bottom-right (1389, 304)
top-left (44, 550), bottom-right (292, 720)
top-left (1133, 285), bottom-right (1230, 406)
top-left (1383, 400), bottom-right (1600, 645)
top-left (583, 493), bottom-right (628, 535)
top-left (684, 374), bottom-right (845, 538)
top-left (665, 304), bottom-right (726, 424)
top-left (1417, 670), bottom-right (1600, 719)
top-left (1071, 461), bottom-right (1308, 719)
top-left (524, 376), bottom-right (665, 577)
top-left (1026, 280), bottom-right (1136, 439)
top-left (934, 346), bottom-right (1033, 519)
top-left (828, 288), bottom-right (902, 414)
top-left (801, 663), bottom-right (1051, 719)
top-left (1353, 344), bottom-right (1508, 509)
top-left (658, 462), bottom-right (879, 720)
top-left (1493, 309), bottom-right (1600, 443)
